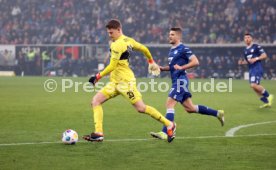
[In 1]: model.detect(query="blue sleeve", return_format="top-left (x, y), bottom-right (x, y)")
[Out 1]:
top-left (183, 47), bottom-right (193, 59)
top-left (256, 45), bottom-right (265, 56)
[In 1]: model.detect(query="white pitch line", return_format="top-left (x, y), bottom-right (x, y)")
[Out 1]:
top-left (0, 141), bottom-right (58, 146)
top-left (225, 120), bottom-right (276, 137)
top-left (1, 133), bottom-right (276, 147)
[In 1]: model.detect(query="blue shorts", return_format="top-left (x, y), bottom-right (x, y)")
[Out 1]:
top-left (249, 72), bottom-right (262, 85)
top-left (168, 78), bottom-right (192, 103)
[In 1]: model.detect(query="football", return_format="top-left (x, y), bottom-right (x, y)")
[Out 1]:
top-left (62, 129), bottom-right (78, 144)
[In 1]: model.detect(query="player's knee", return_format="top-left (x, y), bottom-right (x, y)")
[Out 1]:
top-left (135, 104), bottom-right (146, 113)
top-left (91, 96), bottom-right (100, 107)
top-left (133, 101), bottom-right (146, 113)
top-left (250, 83), bottom-right (257, 89)
top-left (136, 106), bottom-right (146, 113)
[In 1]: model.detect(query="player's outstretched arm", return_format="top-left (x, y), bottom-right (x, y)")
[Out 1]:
top-left (174, 55), bottom-right (199, 70)
top-left (248, 53), bottom-right (267, 64)
top-left (160, 66), bottom-right (170, 71)
top-left (132, 39), bottom-right (160, 76)
top-left (258, 52), bottom-right (268, 60)
top-left (88, 58), bottom-right (119, 85)
top-left (89, 43), bottom-right (122, 85)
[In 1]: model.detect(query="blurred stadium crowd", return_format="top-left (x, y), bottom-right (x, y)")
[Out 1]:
top-left (130, 49), bottom-right (276, 80)
top-left (12, 46), bottom-right (276, 79)
top-left (0, 0), bottom-right (275, 44)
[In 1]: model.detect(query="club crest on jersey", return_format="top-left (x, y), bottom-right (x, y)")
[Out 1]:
top-left (251, 49), bottom-right (254, 53)
top-left (174, 50), bottom-right (178, 54)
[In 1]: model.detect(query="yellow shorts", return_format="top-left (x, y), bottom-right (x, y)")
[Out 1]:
top-left (100, 81), bottom-right (142, 104)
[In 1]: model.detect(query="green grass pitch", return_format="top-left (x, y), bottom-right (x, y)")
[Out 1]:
top-left (0, 77), bottom-right (276, 170)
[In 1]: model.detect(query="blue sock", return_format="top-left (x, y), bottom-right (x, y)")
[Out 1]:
top-left (196, 105), bottom-right (218, 117)
top-left (162, 109), bottom-right (175, 133)
top-left (260, 97), bottom-right (268, 103)
top-left (262, 90), bottom-right (269, 98)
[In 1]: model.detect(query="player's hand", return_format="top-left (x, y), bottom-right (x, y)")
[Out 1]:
top-left (174, 64), bottom-right (183, 70)
top-left (238, 59), bottom-right (248, 65)
top-left (88, 73), bottom-right (101, 85)
top-left (148, 60), bottom-right (160, 76)
top-left (248, 58), bottom-right (258, 64)
top-left (238, 59), bottom-right (243, 65)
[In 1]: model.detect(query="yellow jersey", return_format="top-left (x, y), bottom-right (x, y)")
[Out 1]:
top-left (99, 35), bottom-right (153, 83)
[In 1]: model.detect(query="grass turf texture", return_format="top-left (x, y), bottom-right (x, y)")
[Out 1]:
top-left (0, 77), bottom-right (275, 170)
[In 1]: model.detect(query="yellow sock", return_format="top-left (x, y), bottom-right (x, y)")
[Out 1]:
top-left (93, 105), bottom-right (103, 133)
top-left (145, 105), bottom-right (171, 127)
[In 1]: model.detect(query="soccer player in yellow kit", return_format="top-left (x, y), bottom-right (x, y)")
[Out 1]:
top-left (83, 19), bottom-right (176, 143)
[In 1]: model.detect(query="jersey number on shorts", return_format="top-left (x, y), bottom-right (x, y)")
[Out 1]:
top-left (127, 91), bottom-right (135, 99)
top-left (169, 88), bottom-right (174, 95)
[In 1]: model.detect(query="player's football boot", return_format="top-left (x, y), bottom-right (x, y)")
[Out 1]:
top-left (259, 103), bottom-right (270, 108)
top-left (150, 131), bottom-right (167, 140)
top-left (83, 132), bottom-right (104, 142)
top-left (260, 95), bottom-right (273, 108)
top-left (260, 103), bottom-right (270, 109)
top-left (268, 94), bottom-right (274, 107)
top-left (167, 122), bottom-right (176, 143)
top-left (217, 110), bottom-right (225, 126)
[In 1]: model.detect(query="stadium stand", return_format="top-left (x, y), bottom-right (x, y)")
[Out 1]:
top-left (0, 0), bottom-right (275, 79)
top-left (0, 0), bottom-right (275, 44)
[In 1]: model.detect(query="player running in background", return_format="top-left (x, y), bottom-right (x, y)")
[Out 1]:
top-left (150, 27), bottom-right (224, 140)
top-left (83, 19), bottom-right (176, 143)
top-left (238, 33), bottom-right (273, 108)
